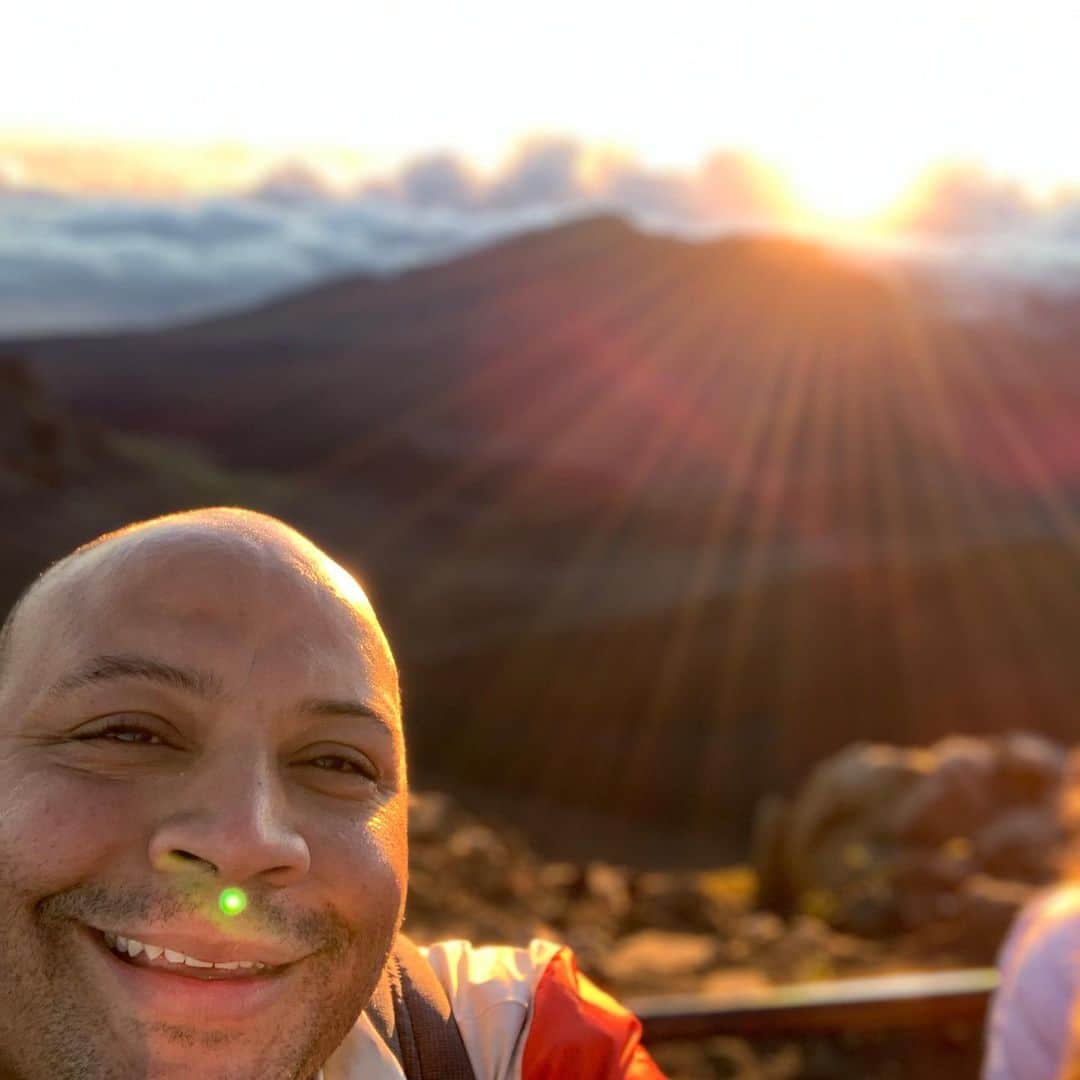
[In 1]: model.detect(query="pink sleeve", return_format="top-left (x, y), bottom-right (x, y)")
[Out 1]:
top-left (984, 886), bottom-right (1080, 1080)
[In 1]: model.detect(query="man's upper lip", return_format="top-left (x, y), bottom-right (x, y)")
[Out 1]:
top-left (88, 923), bottom-right (307, 966)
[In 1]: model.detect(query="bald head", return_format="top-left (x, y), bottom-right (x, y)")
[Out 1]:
top-left (0, 507), bottom-right (398, 716)
top-left (0, 507), bottom-right (410, 1079)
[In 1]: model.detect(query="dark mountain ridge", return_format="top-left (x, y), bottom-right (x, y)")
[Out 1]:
top-left (7, 215), bottom-right (1080, 856)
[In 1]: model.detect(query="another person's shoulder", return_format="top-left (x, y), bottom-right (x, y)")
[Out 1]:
top-left (984, 883), bottom-right (1080, 1080)
top-left (421, 938), bottom-right (665, 1080)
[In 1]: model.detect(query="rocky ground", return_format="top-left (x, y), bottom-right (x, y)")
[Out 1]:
top-left (405, 732), bottom-right (1072, 1078)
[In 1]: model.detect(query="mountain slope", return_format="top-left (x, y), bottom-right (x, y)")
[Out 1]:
top-left (9, 216), bottom-right (1080, 850)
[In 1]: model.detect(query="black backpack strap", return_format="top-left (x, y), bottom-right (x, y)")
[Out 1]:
top-left (362, 949), bottom-right (404, 1066)
top-left (385, 935), bottom-right (477, 1080)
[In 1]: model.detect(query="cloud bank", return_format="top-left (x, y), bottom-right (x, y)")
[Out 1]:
top-left (2, 139), bottom-right (1080, 336)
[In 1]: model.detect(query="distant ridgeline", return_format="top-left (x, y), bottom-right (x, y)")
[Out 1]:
top-left (6, 215), bottom-right (1080, 855)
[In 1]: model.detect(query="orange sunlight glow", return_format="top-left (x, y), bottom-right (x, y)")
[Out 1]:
top-left (0, 135), bottom-right (370, 197)
top-left (786, 161), bottom-right (914, 235)
top-left (0, 131), bottom-right (1050, 254)
top-left (753, 135), bottom-right (933, 239)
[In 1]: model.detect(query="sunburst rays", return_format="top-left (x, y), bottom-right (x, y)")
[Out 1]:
top-left (296, 228), bottom-right (1080, 834)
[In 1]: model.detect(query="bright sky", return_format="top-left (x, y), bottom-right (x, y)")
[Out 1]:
top-left (3, 0), bottom-right (1078, 222)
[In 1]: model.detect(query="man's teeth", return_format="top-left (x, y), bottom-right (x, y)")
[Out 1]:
top-left (104, 932), bottom-right (266, 971)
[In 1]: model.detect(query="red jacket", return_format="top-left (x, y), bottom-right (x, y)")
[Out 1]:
top-left (320, 938), bottom-right (666, 1079)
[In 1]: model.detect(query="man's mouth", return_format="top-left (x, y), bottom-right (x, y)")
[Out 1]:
top-left (95, 929), bottom-right (282, 981)
top-left (78, 922), bottom-right (304, 1024)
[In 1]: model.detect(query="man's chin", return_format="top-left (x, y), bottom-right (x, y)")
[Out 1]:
top-left (54, 921), bottom-right (355, 1080)
top-left (128, 1027), bottom-right (331, 1080)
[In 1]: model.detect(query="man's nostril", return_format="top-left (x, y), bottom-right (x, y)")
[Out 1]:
top-left (171, 850), bottom-right (218, 872)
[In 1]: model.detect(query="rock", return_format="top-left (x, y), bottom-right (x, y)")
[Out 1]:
top-left (650, 1036), bottom-right (794, 1080)
top-left (890, 846), bottom-right (971, 894)
top-left (742, 911), bottom-right (786, 948)
top-left (629, 870), bottom-right (739, 935)
top-left (752, 795), bottom-right (794, 914)
top-left (561, 923), bottom-right (616, 974)
top-left (784, 742), bottom-right (928, 898)
top-left (991, 732), bottom-right (1066, 805)
top-left (448, 823), bottom-right (510, 864)
top-left (721, 911), bottom-right (786, 964)
top-left (440, 824), bottom-right (518, 901)
top-left (835, 882), bottom-right (902, 938)
top-left (760, 915), bottom-right (863, 982)
top-left (601, 930), bottom-right (718, 987)
top-left (408, 790), bottom-right (454, 840)
top-left (530, 863), bottom-right (581, 925)
top-left (757, 733), bottom-right (1067, 943)
top-left (538, 861), bottom-right (582, 893)
top-left (585, 862), bottom-right (632, 921)
top-left (887, 737), bottom-right (994, 847)
top-left (975, 806), bottom-right (1062, 882)
top-left (698, 967), bottom-right (771, 997)
top-left (947, 875), bottom-right (1037, 963)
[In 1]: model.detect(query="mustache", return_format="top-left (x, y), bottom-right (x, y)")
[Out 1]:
top-left (37, 881), bottom-right (350, 954)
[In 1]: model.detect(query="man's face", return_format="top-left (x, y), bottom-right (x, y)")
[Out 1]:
top-left (0, 532), bottom-right (408, 1080)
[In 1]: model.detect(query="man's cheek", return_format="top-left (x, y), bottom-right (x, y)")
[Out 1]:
top-left (332, 846), bottom-right (406, 931)
top-left (0, 769), bottom-right (139, 885)
top-left (320, 797), bottom-right (407, 885)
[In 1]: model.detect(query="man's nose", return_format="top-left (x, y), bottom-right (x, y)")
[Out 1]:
top-left (147, 748), bottom-right (311, 887)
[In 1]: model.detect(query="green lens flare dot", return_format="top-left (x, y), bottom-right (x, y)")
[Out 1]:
top-left (219, 887), bottom-right (247, 917)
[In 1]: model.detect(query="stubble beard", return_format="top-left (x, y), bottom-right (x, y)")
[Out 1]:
top-left (0, 879), bottom-right (403, 1080)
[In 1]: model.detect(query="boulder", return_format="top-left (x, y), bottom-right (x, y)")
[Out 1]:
top-left (886, 737), bottom-right (995, 847)
top-left (783, 742), bottom-right (928, 899)
top-left (946, 875), bottom-right (1037, 963)
top-left (974, 806), bottom-right (1062, 882)
top-left (760, 732), bottom-right (1068, 944)
top-left (991, 732), bottom-right (1066, 805)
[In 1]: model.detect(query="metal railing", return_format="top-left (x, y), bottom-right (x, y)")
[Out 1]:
top-left (631, 967), bottom-right (999, 1044)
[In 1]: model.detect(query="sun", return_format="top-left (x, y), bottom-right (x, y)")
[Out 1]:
top-left (781, 152), bottom-right (916, 236)
top-left (790, 163), bottom-right (907, 233)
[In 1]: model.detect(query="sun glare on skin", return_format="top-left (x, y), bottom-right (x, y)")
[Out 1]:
top-left (218, 887), bottom-right (248, 917)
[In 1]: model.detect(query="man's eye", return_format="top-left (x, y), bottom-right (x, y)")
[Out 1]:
top-left (109, 729), bottom-right (163, 745)
top-left (83, 726), bottom-right (165, 746)
top-left (306, 755), bottom-right (375, 779)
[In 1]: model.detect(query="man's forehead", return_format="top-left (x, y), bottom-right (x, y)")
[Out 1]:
top-left (43, 528), bottom-right (355, 638)
top-left (89, 532), bottom-right (338, 615)
top-left (4, 516), bottom-right (400, 720)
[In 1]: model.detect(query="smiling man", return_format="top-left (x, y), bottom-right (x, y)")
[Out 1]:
top-left (0, 508), bottom-right (662, 1080)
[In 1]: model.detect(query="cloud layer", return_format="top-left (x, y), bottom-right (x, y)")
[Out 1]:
top-left (3, 139), bottom-right (1080, 336)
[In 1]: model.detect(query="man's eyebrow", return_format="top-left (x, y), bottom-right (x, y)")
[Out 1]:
top-left (297, 697), bottom-right (399, 739)
top-left (47, 653), bottom-right (225, 700)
